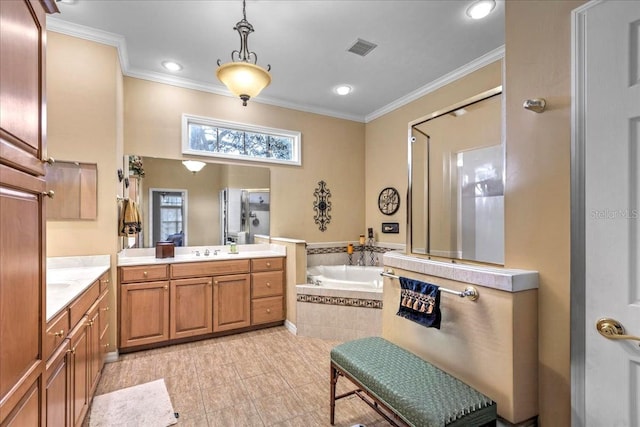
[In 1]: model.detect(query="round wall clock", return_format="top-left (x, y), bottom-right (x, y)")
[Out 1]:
top-left (378, 187), bottom-right (400, 215)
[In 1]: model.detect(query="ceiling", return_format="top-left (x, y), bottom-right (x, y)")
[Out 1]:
top-left (48, 1), bottom-right (504, 122)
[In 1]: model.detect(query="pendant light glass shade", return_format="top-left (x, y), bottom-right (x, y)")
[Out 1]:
top-left (217, 0), bottom-right (271, 106)
top-left (216, 62), bottom-right (271, 105)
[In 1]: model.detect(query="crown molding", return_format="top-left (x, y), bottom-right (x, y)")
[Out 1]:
top-left (46, 16), bottom-right (501, 124)
top-left (364, 45), bottom-right (505, 123)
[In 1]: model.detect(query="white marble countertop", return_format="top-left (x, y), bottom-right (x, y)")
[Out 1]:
top-left (383, 251), bottom-right (539, 292)
top-left (117, 243), bottom-right (286, 266)
top-left (47, 255), bottom-right (110, 322)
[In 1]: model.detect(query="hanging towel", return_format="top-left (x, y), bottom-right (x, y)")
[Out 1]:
top-left (396, 277), bottom-right (441, 329)
top-left (118, 200), bottom-right (142, 236)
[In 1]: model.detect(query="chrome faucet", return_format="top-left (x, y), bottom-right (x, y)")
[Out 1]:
top-left (194, 250), bottom-right (200, 256)
top-left (204, 248), bottom-right (210, 256)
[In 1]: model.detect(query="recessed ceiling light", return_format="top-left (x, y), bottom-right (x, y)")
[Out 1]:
top-left (161, 61), bottom-right (183, 72)
top-left (466, 0), bottom-right (496, 20)
top-left (334, 85), bottom-right (352, 96)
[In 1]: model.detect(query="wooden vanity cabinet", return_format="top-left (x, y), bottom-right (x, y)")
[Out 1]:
top-left (43, 271), bottom-right (110, 427)
top-left (119, 257), bottom-right (284, 351)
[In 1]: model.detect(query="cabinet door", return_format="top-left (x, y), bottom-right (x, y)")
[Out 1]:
top-left (170, 277), bottom-right (213, 339)
top-left (2, 378), bottom-right (41, 427)
top-left (213, 274), bottom-right (250, 332)
top-left (98, 289), bottom-right (110, 369)
top-left (0, 0), bottom-right (50, 175)
top-left (87, 299), bottom-right (101, 397)
top-left (0, 168), bottom-right (45, 421)
top-left (68, 320), bottom-right (90, 427)
top-left (45, 341), bottom-right (70, 427)
top-left (120, 281), bottom-right (170, 348)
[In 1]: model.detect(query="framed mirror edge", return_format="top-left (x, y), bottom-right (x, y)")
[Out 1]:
top-left (406, 85), bottom-right (505, 266)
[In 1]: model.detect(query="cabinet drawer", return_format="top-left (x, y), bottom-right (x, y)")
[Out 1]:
top-left (44, 309), bottom-right (69, 361)
top-left (251, 257), bottom-right (283, 272)
top-left (251, 296), bottom-right (284, 325)
top-left (99, 272), bottom-right (111, 292)
top-left (251, 271), bottom-right (284, 299)
top-left (69, 280), bottom-right (99, 328)
top-left (120, 264), bottom-right (168, 283)
top-left (170, 260), bottom-right (250, 278)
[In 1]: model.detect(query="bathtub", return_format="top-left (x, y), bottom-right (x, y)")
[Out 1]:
top-left (296, 265), bottom-right (384, 341)
top-left (305, 264), bottom-right (384, 291)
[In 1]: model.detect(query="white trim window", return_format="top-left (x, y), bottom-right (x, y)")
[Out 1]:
top-left (182, 114), bottom-right (301, 166)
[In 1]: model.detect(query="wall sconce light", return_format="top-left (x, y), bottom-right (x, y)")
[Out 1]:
top-left (182, 160), bottom-right (206, 174)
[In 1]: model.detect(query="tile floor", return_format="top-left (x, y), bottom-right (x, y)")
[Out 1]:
top-left (91, 326), bottom-right (392, 426)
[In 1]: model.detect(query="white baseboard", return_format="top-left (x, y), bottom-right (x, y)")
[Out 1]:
top-left (104, 350), bottom-right (119, 363)
top-left (284, 319), bottom-right (297, 335)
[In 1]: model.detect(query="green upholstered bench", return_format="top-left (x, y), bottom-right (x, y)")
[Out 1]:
top-left (330, 337), bottom-right (497, 427)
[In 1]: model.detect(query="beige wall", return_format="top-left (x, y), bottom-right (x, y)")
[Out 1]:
top-left (124, 78), bottom-right (366, 243)
top-left (46, 32), bottom-right (124, 349)
top-left (504, 1), bottom-right (584, 425)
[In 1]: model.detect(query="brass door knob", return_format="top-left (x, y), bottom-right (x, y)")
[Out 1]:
top-left (596, 318), bottom-right (640, 345)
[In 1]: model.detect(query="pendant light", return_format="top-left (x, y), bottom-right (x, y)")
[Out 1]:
top-left (216, 0), bottom-right (271, 106)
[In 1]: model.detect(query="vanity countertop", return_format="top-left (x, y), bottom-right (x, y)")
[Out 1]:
top-left (47, 255), bottom-right (111, 322)
top-left (117, 243), bottom-right (286, 267)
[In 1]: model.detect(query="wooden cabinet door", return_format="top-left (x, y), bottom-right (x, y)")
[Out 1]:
top-left (170, 277), bottom-right (213, 339)
top-left (213, 274), bottom-right (250, 332)
top-left (119, 281), bottom-right (170, 348)
top-left (98, 289), bottom-right (110, 369)
top-left (45, 341), bottom-right (71, 427)
top-left (68, 320), bottom-right (90, 427)
top-left (0, 0), bottom-right (52, 175)
top-left (0, 168), bottom-right (45, 423)
top-left (2, 378), bottom-right (41, 427)
top-left (87, 299), bottom-right (101, 397)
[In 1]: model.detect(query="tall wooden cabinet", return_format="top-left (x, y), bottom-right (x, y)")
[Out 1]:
top-left (0, 0), bottom-right (58, 425)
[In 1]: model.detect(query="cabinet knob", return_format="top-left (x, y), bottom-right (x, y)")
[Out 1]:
top-left (143, 271), bottom-right (148, 277)
top-left (42, 190), bottom-right (55, 198)
top-left (266, 282), bottom-right (271, 287)
top-left (164, 285), bottom-right (168, 290)
top-left (208, 281), bottom-right (212, 286)
top-left (214, 281), bottom-right (219, 285)
top-left (52, 329), bottom-right (65, 337)
top-left (266, 262), bottom-right (271, 268)
top-left (103, 279), bottom-right (110, 284)
top-left (43, 157), bottom-right (55, 165)
top-left (104, 343), bottom-right (110, 349)
top-left (102, 306), bottom-right (110, 312)
top-left (87, 320), bottom-right (94, 327)
top-left (66, 348), bottom-right (76, 355)
top-left (266, 308), bottom-right (271, 314)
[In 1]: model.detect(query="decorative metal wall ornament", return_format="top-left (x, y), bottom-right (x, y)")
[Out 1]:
top-left (313, 180), bottom-right (332, 231)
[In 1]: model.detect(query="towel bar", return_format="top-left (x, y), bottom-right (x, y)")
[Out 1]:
top-left (380, 270), bottom-right (479, 301)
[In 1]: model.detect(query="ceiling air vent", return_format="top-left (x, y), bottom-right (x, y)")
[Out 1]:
top-left (347, 38), bottom-right (378, 57)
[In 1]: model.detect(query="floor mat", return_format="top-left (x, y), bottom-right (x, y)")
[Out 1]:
top-left (89, 379), bottom-right (177, 427)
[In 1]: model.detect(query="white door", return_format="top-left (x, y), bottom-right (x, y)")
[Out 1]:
top-left (577, 1), bottom-right (640, 426)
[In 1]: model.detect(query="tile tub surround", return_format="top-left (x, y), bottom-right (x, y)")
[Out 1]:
top-left (47, 254), bottom-right (110, 321)
top-left (117, 243), bottom-right (285, 266)
top-left (306, 242), bottom-right (403, 267)
top-left (296, 284), bottom-right (383, 341)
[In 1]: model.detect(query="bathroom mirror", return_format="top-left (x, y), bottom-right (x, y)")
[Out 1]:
top-left (408, 86), bottom-right (504, 265)
top-left (124, 156), bottom-right (270, 248)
